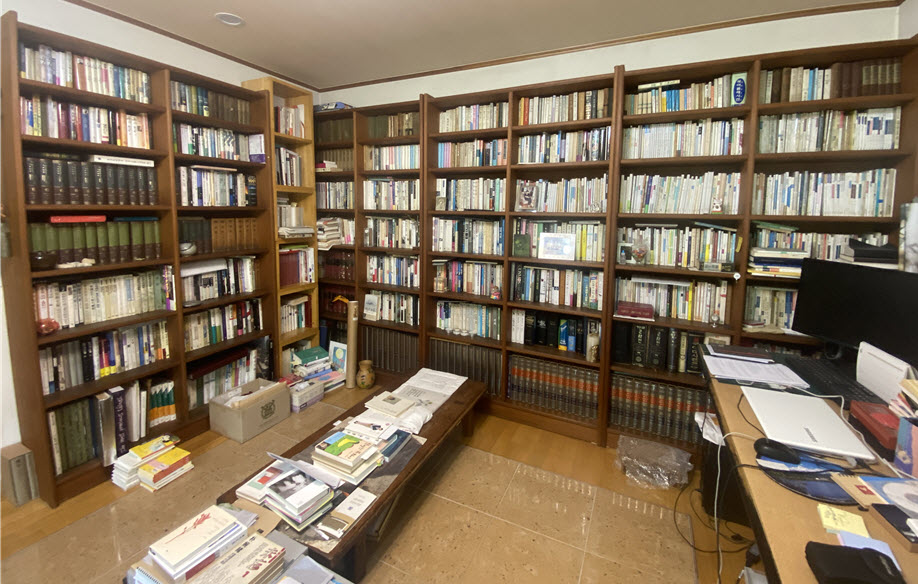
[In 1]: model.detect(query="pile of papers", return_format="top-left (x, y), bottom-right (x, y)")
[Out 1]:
top-left (112, 434), bottom-right (180, 490)
top-left (278, 225), bottom-right (315, 238)
top-left (237, 460), bottom-right (334, 532)
top-left (148, 505), bottom-right (247, 582)
top-left (317, 217), bottom-right (345, 250)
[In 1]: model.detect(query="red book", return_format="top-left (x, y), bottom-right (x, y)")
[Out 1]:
top-left (50, 215), bottom-right (107, 223)
top-left (614, 301), bottom-right (655, 320)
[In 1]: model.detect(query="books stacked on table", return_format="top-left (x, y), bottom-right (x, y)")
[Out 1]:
top-left (747, 247), bottom-right (808, 278)
top-left (111, 434), bottom-right (179, 490)
top-left (839, 238), bottom-right (898, 269)
top-left (312, 430), bottom-right (385, 485)
top-left (147, 505), bottom-right (247, 582)
top-left (261, 468), bottom-right (334, 532)
top-left (137, 446), bottom-right (193, 492)
top-left (290, 346), bottom-right (345, 392)
top-left (236, 460), bottom-right (291, 505)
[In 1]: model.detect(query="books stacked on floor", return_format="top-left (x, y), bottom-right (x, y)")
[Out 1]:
top-left (312, 430), bottom-right (385, 485)
top-left (111, 434), bottom-right (179, 490)
top-left (747, 247), bottom-right (808, 278)
top-left (147, 505), bottom-right (247, 582)
top-left (290, 346), bottom-right (345, 391)
top-left (838, 238), bottom-right (898, 269)
top-left (137, 446), bottom-right (192, 492)
top-left (262, 465), bottom-right (334, 531)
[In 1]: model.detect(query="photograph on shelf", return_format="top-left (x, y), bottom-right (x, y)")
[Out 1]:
top-left (329, 341), bottom-right (348, 376)
top-left (617, 242), bottom-right (635, 264)
top-left (515, 183), bottom-right (536, 211)
top-left (363, 294), bottom-right (380, 321)
top-left (537, 233), bottom-right (576, 261)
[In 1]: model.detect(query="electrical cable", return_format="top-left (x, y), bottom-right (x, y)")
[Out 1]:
top-left (736, 393), bottom-right (764, 436)
top-left (715, 431), bottom-right (758, 584)
top-left (672, 478), bottom-right (752, 554)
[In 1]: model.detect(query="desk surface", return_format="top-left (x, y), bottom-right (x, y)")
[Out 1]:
top-left (710, 379), bottom-right (918, 583)
top-left (218, 370), bottom-right (487, 567)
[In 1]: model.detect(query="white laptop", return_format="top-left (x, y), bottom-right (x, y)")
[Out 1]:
top-left (741, 386), bottom-right (876, 462)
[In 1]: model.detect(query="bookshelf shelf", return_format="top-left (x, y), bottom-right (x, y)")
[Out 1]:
top-left (429, 251), bottom-right (504, 262)
top-left (182, 289), bottom-right (270, 314)
top-left (274, 131), bottom-right (312, 146)
top-left (611, 314), bottom-right (729, 335)
top-left (316, 140), bottom-right (352, 149)
top-left (430, 210), bottom-right (505, 217)
top-left (361, 135), bottom-right (420, 146)
top-left (753, 150), bottom-right (909, 164)
top-left (170, 110), bottom-right (263, 134)
top-left (18, 78), bottom-right (167, 114)
top-left (427, 329), bottom-right (501, 349)
top-left (25, 204), bottom-right (172, 213)
top-left (622, 105), bottom-right (750, 125)
top-left (427, 290), bottom-right (503, 305)
top-left (179, 248), bottom-right (269, 263)
top-left (362, 282), bottom-right (421, 295)
top-left (431, 166), bottom-right (507, 176)
top-left (319, 311), bottom-right (346, 322)
top-left (32, 259), bottom-right (171, 279)
top-left (21, 135), bottom-right (167, 158)
top-left (747, 215), bottom-right (899, 226)
top-left (613, 264), bottom-right (736, 279)
top-left (280, 327), bottom-right (320, 346)
top-left (277, 236), bottom-right (315, 245)
top-left (184, 330), bottom-right (269, 362)
top-left (176, 206), bottom-right (262, 214)
top-left (360, 169), bottom-right (420, 177)
top-left (173, 153), bottom-right (266, 170)
top-left (42, 358), bottom-right (179, 409)
top-left (315, 171), bottom-right (354, 179)
top-left (741, 331), bottom-right (824, 346)
top-left (279, 282), bottom-right (318, 296)
top-left (756, 93), bottom-right (916, 115)
top-left (430, 128), bottom-right (509, 141)
top-left (619, 154), bottom-right (747, 168)
top-left (360, 319), bottom-right (419, 334)
top-left (510, 160), bottom-right (610, 172)
top-left (276, 185), bottom-right (315, 195)
top-left (744, 274), bottom-right (800, 283)
top-left (319, 278), bottom-right (356, 287)
top-left (361, 246), bottom-right (420, 255)
top-left (361, 209), bottom-right (420, 216)
top-left (617, 213), bottom-right (743, 221)
top-left (508, 211), bottom-right (606, 219)
top-left (511, 117), bottom-right (613, 133)
top-left (36, 309), bottom-right (177, 347)
top-left (507, 300), bottom-right (602, 318)
top-left (506, 342), bottom-right (601, 368)
top-left (610, 362), bottom-right (707, 388)
top-left (316, 208), bottom-right (355, 215)
top-left (509, 256), bottom-right (605, 269)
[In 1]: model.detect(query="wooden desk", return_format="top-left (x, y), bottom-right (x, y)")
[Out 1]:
top-left (218, 370), bottom-right (487, 580)
top-left (710, 379), bottom-right (918, 583)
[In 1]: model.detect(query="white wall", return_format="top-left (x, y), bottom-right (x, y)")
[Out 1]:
top-left (900, 0), bottom-right (918, 39)
top-left (319, 8), bottom-right (901, 106)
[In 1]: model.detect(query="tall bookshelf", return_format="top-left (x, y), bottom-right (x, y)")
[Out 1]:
top-left (0, 12), bottom-right (277, 505)
top-left (241, 77), bottom-right (319, 376)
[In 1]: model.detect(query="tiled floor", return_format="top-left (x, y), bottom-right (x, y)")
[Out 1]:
top-left (0, 391), bottom-right (742, 583)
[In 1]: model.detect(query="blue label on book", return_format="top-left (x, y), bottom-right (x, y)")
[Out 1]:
top-left (733, 78), bottom-right (746, 103)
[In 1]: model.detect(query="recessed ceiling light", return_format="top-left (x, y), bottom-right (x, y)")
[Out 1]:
top-left (215, 12), bottom-right (245, 26)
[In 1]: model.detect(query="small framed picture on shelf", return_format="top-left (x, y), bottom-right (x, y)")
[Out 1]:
top-left (435, 196), bottom-right (447, 211)
top-left (515, 182), bottom-right (536, 211)
top-left (363, 294), bottom-right (379, 321)
top-left (329, 340), bottom-right (348, 375)
top-left (537, 233), bottom-right (576, 261)
top-left (617, 242), bottom-right (635, 264)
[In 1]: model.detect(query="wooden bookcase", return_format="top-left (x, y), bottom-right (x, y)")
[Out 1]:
top-left (314, 39), bottom-right (918, 449)
top-left (241, 77), bottom-right (319, 375)
top-left (0, 12), bottom-right (278, 506)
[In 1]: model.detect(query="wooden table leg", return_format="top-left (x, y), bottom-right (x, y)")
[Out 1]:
top-left (350, 534), bottom-right (368, 581)
top-left (462, 410), bottom-right (475, 437)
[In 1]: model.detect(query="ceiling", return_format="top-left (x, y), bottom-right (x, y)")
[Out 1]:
top-left (75, 0), bottom-right (893, 90)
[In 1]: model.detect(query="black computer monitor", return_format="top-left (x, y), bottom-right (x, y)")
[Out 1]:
top-left (792, 258), bottom-right (918, 367)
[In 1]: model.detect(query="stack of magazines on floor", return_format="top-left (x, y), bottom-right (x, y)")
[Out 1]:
top-left (111, 434), bottom-right (188, 491)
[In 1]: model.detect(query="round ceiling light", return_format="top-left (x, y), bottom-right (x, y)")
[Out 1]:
top-left (215, 12), bottom-right (245, 26)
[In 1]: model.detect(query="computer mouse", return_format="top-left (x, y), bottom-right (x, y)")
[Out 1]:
top-left (754, 437), bottom-right (801, 464)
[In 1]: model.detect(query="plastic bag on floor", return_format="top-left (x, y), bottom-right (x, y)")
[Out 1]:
top-left (615, 436), bottom-right (693, 489)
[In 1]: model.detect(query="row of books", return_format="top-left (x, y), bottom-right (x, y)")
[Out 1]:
top-left (757, 107), bottom-right (900, 153)
top-left (438, 101), bottom-right (509, 132)
top-left (172, 123), bottom-right (266, 162)
top-left (19, 42), bottom-right (151, 103)
top-left (751, 169), bottom-right (897, 217)
top-left (364, 216), bottom-right (420, 249)
top-left (626, 323), bottom-right (707, 374)
top-left (37, 321), bottom-right (171, 394)
top-left (316, 117), bottom-right (353, 143)
top-left (751, 223), bottom-right (889, 261)
top-left (175, 166), bottom-right (257, 207)
top-left (622, 118), bottom-right (744, 158)
top-left (274, 103), bottom-right (308, 138)
top-left (509, 311), bottom-right (601, 361)
top-left (317, 147), bottom-right (354, 171)
top-left (364, 290), bottom-right (419, 326)
top-left (510, 265), bottom-right (603, 309)
top-left (609, 373), bottom-right (712, 445)
top-left (318, 250), bottom-right (355, 280)
top-left (508, 355), bottom-right (599, 419)
top-left (24, 153), bottom-right (157, 206)
top-left (624, 73), bottom-right (746, 114)
top-left (747, 246), bottom-right (807, 278)
top-left (277, 195), bottom-right (307, 228)
top-left (363, 144), bottom-right (420, 170)
top-left (275, 146), bottom-right (303, 186)
top-left (432, 259), bottom-right (502, 298)
top-left (319, 285), bottom-right (354, 316)
top-left (434, 301), bottom-right (501, 340)
top-left (363, 178), bottom-right (420, 210)
top-left (178, 216), bottom-right (259, 255)
top-left (170, 80), bottom-right (252, 124)
top-left (437, 139), bottom-right (508, 168)
top-left (146, 380), bottom-right (178, 428)
top-left (186, 347), bottom-right (258, 409)
top-left (360, 326), bottom-right (418, 374)
top-left (183, 299), bottom-right (263, 351)
top-left (366, 254), bottom-right (420, 289)
top-left (316, 217), bottom-right (355, 250)
top-left (429, 337), bottom-right (502, 396)
top-left (512, 219), bottom-right (606, 262)
top-left (278, 246), bottom-right (316, 287)
top-left (29, 217), bottom-right (162, 266)
top-left (430, 217), bottom-right (504, 255)
top-left (615, 277), bottom-right (731, 325)
top-left (618, 172), bottom-right (741, 215)
top-left (281, 295), bottom-right (313, 336)
top-left (517, 89), bottom-right (611, 125)
top-left (317, 180), bottom-right (354, 210)
top-left (367, 111), bottom-right (420, 138)
top-left (517, 128), bottom-right (611, 164)
top-left (180, 257), bottom-right (257, 303)
top-left (434, 177), bottom-right (506, 212)
top-left (514, 175), bottom-right (607, 213)
top-left (21, 96), bottom-right (151, 148)
top-left (616, 223), bottom-right (738, 269)
top-left (744, 285), bottom-right (797, 331)
top-left (758, 58), bottom-right (902, 103)
top-left (33, 267), bottom-right (175, 329)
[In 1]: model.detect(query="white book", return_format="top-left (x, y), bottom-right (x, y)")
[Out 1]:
top-left (149, 504), bottom-right (241, 573)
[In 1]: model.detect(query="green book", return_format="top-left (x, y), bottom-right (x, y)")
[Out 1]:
top-left (117, 222), bottom-right (130, 263)
top-left (85, 223), bottom-right (98, 263)
top-left (512, 234), bottom-right (531, 257)
top-left (72, 224), bottom-right (86, 262)
top-left (44, 223), bottom-right (59, 254)
top-left (96, 223), bottom-right (109, 264)
top-left (142, 221), bottom-right (155, 259)
top-left (54, 407), bottom-right (70, 472)
top-left (130, 221), bottom-right (144, 260)
top-left (152, 220), bottom-right (161, 258)
top-left (29, 224), bottom-right (45, 252)
top-left (106, 223), bottom-right (118, 264)
top-left (57, 225), bottom-right (74, 264)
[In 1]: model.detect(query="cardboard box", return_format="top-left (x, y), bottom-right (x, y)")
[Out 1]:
top-left (290, 379), bottom-right (325, 413)
top-left (209, 379), bottom-right (290, 443)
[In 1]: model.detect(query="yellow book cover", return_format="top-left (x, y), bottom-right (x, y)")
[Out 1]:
top-left (129, 434), bottom-right (178, 460)
top-left (139, 447), bottom-right (190, 478)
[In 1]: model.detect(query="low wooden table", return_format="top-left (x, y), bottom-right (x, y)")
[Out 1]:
top-left (218, 370), bottom-right (487, 580)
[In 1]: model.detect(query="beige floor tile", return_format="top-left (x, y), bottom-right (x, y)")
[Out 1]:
top-left (91, 548), bottom-right (147, 584)
top-left (376, 487), bottom-right (491, 583)
top-left (457, 518), bottom-right (584, 584)
top-left (417, 445), bottom-right (519, 514)
top-left (494, 464), bottom-right (595, 548)
top-left (586, 488), bottom-right (696, 581)
top-left (361, 560), bottom-right (421, 584)
top-left (28, 504), bottom-right (119, 582)
top-left (579, 552), bottom-right (673, 584)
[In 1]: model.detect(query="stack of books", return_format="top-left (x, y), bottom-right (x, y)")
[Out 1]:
top-left (137, 446), bottom-right (193, 492)
top-left (315, 160), bottom-right (339, 172)
top-left (747, 247), bottom-right (809, 278)
top-left (839, 238), bottom-right (898, 269)
top-left (312, 430), bottom-right (384, 484)
top-left (261, 467), bottom-right (334, 532)
top-left (317, 217), bottom-right (345, 250)
top-left (290, 346), bottom-right (345, 391)
top-left (111, 434), bottom-right (179, 490)
top-left (147, 505), bottom-right (246, 582)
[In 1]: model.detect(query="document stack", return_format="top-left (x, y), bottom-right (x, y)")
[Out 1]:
top-left (111, 434), bottom-right (179, 491)
top-left (260, 465), bottom-right (334, 532)
top-left (147, 505), bottom-right (247, 582)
